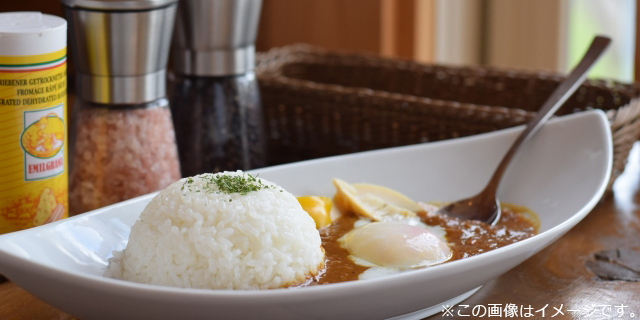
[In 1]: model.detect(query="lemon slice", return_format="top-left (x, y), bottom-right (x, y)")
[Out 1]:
top-left (297, 196), bottom-right (332, 229)
top-left (332, 179), bottom-right (422, 221)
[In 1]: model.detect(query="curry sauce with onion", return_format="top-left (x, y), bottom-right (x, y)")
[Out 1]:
top-left (292, 203), bottom-right (538, 287)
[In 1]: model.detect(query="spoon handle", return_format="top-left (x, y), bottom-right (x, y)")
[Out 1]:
top-left (484, 36), bottom-right (611, 196)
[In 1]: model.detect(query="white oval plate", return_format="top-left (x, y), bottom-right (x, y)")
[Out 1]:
top-left (0, 110), bottom-right (611, 320)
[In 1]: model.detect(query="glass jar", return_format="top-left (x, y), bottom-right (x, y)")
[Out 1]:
top-left (169, 72), bottom-right (265, 177)
top-left (69, 98), bottom-right (181, 215)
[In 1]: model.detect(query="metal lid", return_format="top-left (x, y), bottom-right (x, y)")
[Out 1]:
top-left (60, 0), bottom-right (176, 11)
top-left (63, 0), bottom-right (177, 104)
top-left (172, 0), bottom-right (262, 76)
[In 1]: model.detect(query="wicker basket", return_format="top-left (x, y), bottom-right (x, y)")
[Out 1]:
top-left (256, 44), bottom-right (640, 191)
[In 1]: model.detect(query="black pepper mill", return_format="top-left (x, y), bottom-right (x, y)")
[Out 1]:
top-left (170, 0), bottom-right (265, 177)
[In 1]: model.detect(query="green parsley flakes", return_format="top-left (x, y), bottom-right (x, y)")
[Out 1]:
top-left (182, 173), bottom-right (278, 196)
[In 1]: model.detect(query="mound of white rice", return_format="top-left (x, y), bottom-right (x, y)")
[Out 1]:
top-left (105, 171), bottom-right (325, 290)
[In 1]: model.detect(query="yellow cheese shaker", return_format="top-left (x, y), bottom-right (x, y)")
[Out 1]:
top-left (0, 12), bottom-right (68, 234)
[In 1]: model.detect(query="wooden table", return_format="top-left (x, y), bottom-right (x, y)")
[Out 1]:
top-left (3, 145), bottom-right (640, 320)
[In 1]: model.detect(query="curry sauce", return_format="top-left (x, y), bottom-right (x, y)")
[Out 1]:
top-left (294, 204), bottom-right (538, 287)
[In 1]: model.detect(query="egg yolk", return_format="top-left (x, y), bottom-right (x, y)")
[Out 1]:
top-left (342, 222), bottom-right (451, 269)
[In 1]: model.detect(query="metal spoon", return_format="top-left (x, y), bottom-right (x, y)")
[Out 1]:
top-left (437, 36), bottom-right (611, 225)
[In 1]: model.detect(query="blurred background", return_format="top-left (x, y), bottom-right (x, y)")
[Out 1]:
top-left (255, 0), bottom-right (637, 82)
top-left (2, 0), bottom-right (637, 82)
